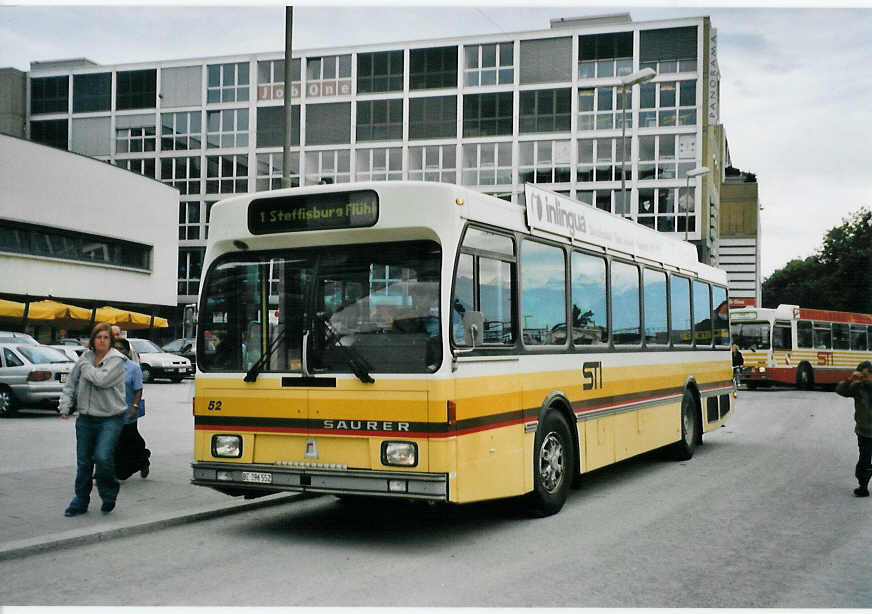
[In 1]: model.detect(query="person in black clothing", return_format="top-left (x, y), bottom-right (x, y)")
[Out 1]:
top-left (731, 344), bottom-right (744, 396)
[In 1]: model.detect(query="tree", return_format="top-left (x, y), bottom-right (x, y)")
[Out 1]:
top-left (762, 206), bottom-right (872, 313)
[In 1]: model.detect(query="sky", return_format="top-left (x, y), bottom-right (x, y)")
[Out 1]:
top-left (2, 2), bottom-right (871, 279)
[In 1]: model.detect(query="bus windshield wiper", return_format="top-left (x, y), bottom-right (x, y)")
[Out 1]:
top-left (316, 312), bottom-right (375, 384)
top-left (243, 325), bottom-right (288, 383)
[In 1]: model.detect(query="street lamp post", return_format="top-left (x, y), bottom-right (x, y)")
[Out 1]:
top-left (618, 68), bottom-right (655, 217)
top-left (684, 166), bottom-right (710, 242)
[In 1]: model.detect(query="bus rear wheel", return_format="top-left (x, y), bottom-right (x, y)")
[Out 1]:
top-left (671, 389), bottom-right (699, 461)
top-left (797, 363), bottom-right (814, 390)
top-left (528, 410), bottom-right (573, 517)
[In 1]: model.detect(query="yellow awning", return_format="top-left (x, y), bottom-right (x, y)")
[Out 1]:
top-left (0, 299), bottom-right (27, 320)
top-left (26, 300), bottom-right (93, 326)
top-left (96, 306), bottom-right (168, 330)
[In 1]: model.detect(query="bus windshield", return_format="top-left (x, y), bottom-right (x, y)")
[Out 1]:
top-left (198, 240), bottom-right (442, 375)
top-left (731, 322), bottom-right (771, 350)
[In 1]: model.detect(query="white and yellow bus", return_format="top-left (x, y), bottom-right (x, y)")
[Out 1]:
top-left (730, 304), bottom-right (872, 389)
top-left (191, 182), bottom-right (733, 516)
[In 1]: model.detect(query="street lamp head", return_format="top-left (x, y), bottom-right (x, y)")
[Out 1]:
top-left (687, 166), bottom-right (711, 178)
top-left (619, 67), bottom-right (656, 87)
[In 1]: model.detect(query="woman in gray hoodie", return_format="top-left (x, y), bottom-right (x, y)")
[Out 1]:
top-left (59, 322), bottom-right (127, 516)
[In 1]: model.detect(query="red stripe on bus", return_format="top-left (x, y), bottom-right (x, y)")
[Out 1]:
top-left (798, 308), bottom-right (872, 325)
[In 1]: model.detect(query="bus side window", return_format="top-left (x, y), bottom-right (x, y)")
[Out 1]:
top-left (773, 321), bottom-right (792, 350)
top-left (813, 322), bottom-right (832, 349)
top-left (670, 275), bottom-right (691, 346)
top-left (797, 320), bottom-right (813, 348)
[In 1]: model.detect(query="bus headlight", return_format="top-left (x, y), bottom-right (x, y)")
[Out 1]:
top-left (381, 441), bottom-right (418, 467)
top-left (212, 434), bottom-right (242, 458)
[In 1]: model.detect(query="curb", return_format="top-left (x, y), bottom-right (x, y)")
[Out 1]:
top-left (0, 492), bottom-right (302, 561)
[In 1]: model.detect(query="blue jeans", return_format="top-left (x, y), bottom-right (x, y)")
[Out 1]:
top-left (70, 414), bottom-right (124, 509)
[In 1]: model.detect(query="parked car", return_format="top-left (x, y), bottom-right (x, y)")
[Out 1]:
top-left (56, 337), bottom-right (88, 346)
top-left (128, 338), bottom-right (191, 383)
top-left (47, 344), bottom-right (86, 361)
top-left (0, 343), bottom-right (74, 417)
top-left (161, 337), bottom-right (196, 373)
top-left (0, 331), bottom-right (40, 345)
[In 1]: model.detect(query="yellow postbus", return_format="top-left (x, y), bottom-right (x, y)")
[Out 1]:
top-left (191, 182), bottom-right (733, 516)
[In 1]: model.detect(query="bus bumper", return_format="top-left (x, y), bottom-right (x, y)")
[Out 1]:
top-left (191, 461), bottom-right (448, 501)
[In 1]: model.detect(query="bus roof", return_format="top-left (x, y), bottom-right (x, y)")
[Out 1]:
top-left (207, 181), bottom-right (726, 283)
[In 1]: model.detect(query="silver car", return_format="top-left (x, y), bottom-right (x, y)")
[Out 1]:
top-left (0, 343), bottom-right (74, 417)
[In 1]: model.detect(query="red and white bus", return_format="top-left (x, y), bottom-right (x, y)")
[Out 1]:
top-left (730, 304), bottom-right (872, 389)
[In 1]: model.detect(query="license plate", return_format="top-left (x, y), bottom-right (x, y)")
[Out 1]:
top-left (58, 373), bottom-right (67, 383)
top-left (241, 471), bottom-right (272, 484)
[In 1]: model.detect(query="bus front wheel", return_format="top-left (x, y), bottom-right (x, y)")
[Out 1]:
top-left (528, 410), bottom-right (573, 517)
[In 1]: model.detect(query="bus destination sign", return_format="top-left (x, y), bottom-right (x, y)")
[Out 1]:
top-left (248, 190), bottom-right (378, 234)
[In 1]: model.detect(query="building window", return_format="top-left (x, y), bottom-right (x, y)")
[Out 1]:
top-left (578, 32), bottom-right (633, 79)
top-left (30, 119), bottom-right (68, 150)
top-left (115, 157), bottom-right (156, 179)
top-left (116, 69), bottom-right (157, 111)
top-left (409, 46), bottom-right (458, 90)
top-left (462, 92), bottom-right (512, 137)
top-left (519, 88), bottom-right (571, 133)
top-left (354, 147), bottom-right (402, 181)
top-left (255, 151), bottom-right (300, 191)
top-left (206, 108), bottom-right (248, 148)
top-left (649, 81), bottom-right (697, 127)
top-left (116, 125), bottom-right (155, 153)
top-left (638, 134), bottom-right (696, 181)
top-left (255, 105), bottom-right (300, 148)
top-left (637, 187), bottom-right (691, 233)
top-left (178, 247), bottom-right (205, 296)
top-left (410, 145), bottom-right (456, 183)
top-left (305, 102), bottom-right (351, 145)
top-left (206, 154), bottom-right (248, 194)
top-left (305, 54), bottom-right (352, 97)
top-left (0, 218), bottom-right (150, 271)
top-left (73, 73), bottom-right (111, 113)
top-left (578, 86), bottom-right (630, 131)
top-left (160, 111), bottom-right (202, 151)
top-left (207, 62), bottom-right (249, 104)
top-left (519, 140), bottom-right (571, 185)
top-left (464, 42), bottom-right (513, 86)
top-left (161, 155), bottom-right (202, 196)
top-left (304, 150), bottom-right (350, 185)
top-left (357, 50), bottom-right (404, 93)
top-left (576, 137), bottom-right (631, 183)
top-left (519, 37), bottom-right (572, 85)
top-left (30, 76), bottom-right (68, 114)
top-left (640, 26), bottom-right (698, 74)
top-left (409, 95), bottom-right (456, 140)
top-left (462, 142), bottom-right (512, 186)
top-left (178, 201), bottom-right (201, 240)
top-left (356, 99), bottom-right (403, 142)
top-left (256, 58), bottom-right (301, 101)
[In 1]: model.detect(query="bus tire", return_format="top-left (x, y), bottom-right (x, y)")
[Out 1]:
top-left (797, 363), bottom-right (814, 390)
top-left (671, 389), bottom-right (698, 461)
top-left (528, 410), bottom-right (573, 517)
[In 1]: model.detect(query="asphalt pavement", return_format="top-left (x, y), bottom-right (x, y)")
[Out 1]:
top-left (0, 444), bottom-right (298, 562)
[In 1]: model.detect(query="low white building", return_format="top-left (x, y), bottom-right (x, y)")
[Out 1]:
top-left (0, 133), bottom-right (178, 337)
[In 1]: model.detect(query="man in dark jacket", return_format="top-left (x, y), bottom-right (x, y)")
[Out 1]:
top-left (835, 360), bottom-right (872, 497)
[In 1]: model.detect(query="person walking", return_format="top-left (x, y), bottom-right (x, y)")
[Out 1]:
top-left (835, 360), bottom-right (872, 497)
top-left (113, 337), bottom-right (151, 480)
top-left (58, 322), bottom-right (127, 516)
